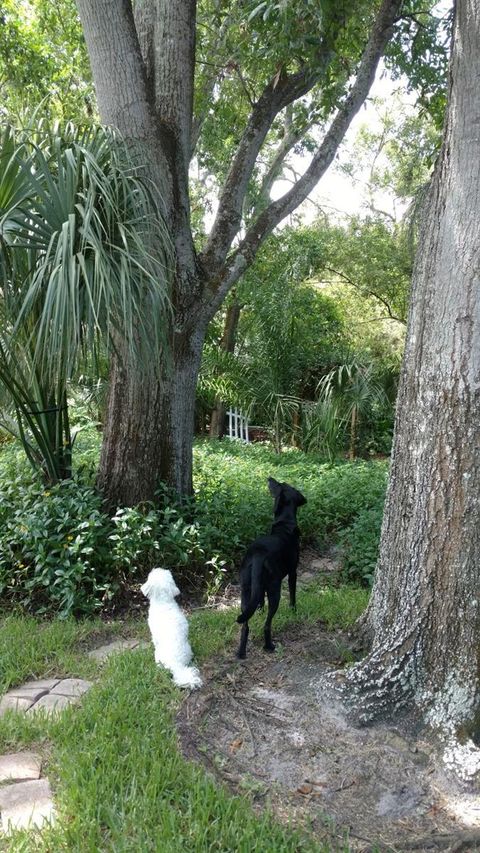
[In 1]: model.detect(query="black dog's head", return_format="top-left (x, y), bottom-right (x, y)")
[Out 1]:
top-left (267, 477), bottom-right (307, 511)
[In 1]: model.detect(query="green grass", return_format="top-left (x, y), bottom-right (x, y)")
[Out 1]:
top-left (0, 615), bottom-right (146, 695)
top-left (0, 583), bottom-right (365, 851)
top-left (189, 582), bottom-right (368, 662)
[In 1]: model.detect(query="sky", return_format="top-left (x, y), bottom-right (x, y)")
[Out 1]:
top-left (270, 65), bottom-right (416, 225)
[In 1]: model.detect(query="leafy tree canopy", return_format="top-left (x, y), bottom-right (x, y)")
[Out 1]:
top-left (0, 0), bottom-right (93, 121)
top-left (194, 0), bottom-right (450, 202)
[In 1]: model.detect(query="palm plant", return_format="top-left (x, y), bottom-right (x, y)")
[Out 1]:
top-left (302, 395), bottom-right (343, 460)
top-left (316, 360), bottom-right (389, 459)
top-left (0, 121), bottom-right (171, 482)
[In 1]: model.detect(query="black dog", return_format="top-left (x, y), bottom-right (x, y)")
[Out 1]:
top-left (236, 477), bottom-right (307, 659)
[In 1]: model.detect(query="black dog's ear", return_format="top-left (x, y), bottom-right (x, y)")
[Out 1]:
top-left (296, 493), bottom-right (307, 507)
top-left (267, 477), bottom-right (282, 497)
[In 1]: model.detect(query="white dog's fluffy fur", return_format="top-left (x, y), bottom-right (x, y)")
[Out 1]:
top-left (141, 568), bottom-right (202, 689)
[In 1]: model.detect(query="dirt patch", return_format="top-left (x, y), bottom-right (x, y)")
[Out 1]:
top-left (178, 619), bottom-right (480, 852)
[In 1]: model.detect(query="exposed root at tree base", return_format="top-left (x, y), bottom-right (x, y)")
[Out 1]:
top-left (178, 618), bottom-right (480, 852)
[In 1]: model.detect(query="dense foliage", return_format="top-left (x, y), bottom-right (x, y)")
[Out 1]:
top-left (0, 434), bottom-right (387, 615)
top-left (0, 0), bottom-right (93, 121)
top-left (200, 223), bottom-right (403, 455)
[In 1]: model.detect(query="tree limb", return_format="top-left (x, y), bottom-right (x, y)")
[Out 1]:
top-left (254, 109), bottom-right (316, 216)
top-left (199, 65), bottom-right (321, 275)
top-left (75, 0), bottom-right (162, 157)
top-left (322, 266), bottom-right (407, 324)
top-left (203, 0), bottom-right (405, 318)
top-left (133, 0), bottom-right (198, 303)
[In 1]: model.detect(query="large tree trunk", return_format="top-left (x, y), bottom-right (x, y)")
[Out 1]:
top-left (97, 316), bottom-right (206, 506)
top-left (333, 0), bottom-right (480, 783)
top-left (77, 0), bottom-right (201, 505)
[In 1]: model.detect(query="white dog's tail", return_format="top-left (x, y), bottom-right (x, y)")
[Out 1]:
top-left (171, 664), bottom-right (203, 690)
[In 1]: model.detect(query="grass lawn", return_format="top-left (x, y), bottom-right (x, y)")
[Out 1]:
top-left (0, 582), bottom-right (368, 852)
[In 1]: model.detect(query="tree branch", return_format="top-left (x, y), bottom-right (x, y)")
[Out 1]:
top-left (254, 108), bottom-right (315, 215)
top-left (76, 0), bottom-right (179, 220)
top-left (199, 65), bottom-right (321, 275)
top-left (202, 0), bottom-right (405, 318)
top-left (75, 0), bottom-right (158, 148)
top-left (132, 0), bottom-right (198, 300)
top-left (322, 266), bottom-right (407, 324)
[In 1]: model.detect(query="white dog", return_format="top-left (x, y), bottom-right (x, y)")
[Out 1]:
top-left (141, 568), bottom-right (202, 689)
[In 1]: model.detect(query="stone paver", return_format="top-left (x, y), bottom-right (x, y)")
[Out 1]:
top-left (0, 637), bottom-right (144, 837)
top-left (1, 678), bottom-right (94, 719)
top-left (0, 753), bottom-right (42, 784)
top-left (0, 695), bottom-right (34, 716)
top-left (8, 687), bottom-right (50, 702)
top-left (27, 694), bottom-right (79, 715)
top-left (50, 678), bottom-right (93, 698)
top-left (0, 779), bottom-right (54, 833)
top-left (21, 679), bottom-right (60, 691)
top-left (87, 638), bottom-right (148, 661)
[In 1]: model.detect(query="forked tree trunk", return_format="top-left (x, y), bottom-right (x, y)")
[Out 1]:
top-left (76, 0), bottom-right (406, 505)
top-left (334, 0), bottom-right (480, 782)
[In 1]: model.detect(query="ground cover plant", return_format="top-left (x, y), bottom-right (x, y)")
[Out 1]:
top-left (0, 583), bottom-right (367, 852)
top-left (0, 434), bottom-right (387, 615)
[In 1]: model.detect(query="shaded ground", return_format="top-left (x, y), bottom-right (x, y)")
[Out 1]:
top-left (178, 555), bottom-right (480, 853)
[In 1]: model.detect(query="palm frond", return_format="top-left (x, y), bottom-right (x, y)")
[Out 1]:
top-left (0, 120), bottom-right (173, 480)
top-left (1, 122), bottom-right (172, 385)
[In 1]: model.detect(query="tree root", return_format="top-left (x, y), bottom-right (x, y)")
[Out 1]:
top-left (320, 650), bottom-right (416, 727)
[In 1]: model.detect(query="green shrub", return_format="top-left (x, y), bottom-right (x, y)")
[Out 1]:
top-left (0, 435), bottom-right (388, 614)
top-left (0, 475), bottom-right (114, 616)
top-left (338, 504), bottom-right (384, 586)
top-left (194, 439), bottom-right (388, 549)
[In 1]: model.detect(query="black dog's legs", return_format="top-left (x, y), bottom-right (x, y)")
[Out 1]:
top-left (237, 581), bottom-right (251, 659)
top-left (264, 583), bottom-right (281, 652)
top-left (237, 621), bottom-right (249, 659)
top-left (288, 570), bottom-right (297, 610)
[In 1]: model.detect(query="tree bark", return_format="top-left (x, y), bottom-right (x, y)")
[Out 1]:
top-left (97, 318), bottom-right (207, 504)
top-left (210, 296), bottom-right (242, 440)
top-left (331, 0), bottom-right (480, 783)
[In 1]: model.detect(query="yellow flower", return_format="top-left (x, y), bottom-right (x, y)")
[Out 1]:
top-left (67, 536), bottom-right (73, 541)
top-left (43, 491), bottom-right (51, 497)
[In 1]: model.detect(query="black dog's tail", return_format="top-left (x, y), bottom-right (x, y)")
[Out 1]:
top-left (237, 555), bottom-right (265, 623)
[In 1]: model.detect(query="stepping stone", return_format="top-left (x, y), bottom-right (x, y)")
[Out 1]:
top-left (7, 687), bottom-right (50, 703)
top-left (28, 694), bottom-right (78, 715)
top-left (49, 679), bottom-right (93, 698)
top-left (0, 779), bottom-right (54, 833)
top-left (0, 695), bottom-right (34, 716)
top-left (20, 679), bottom-right (60, 691)
top-left (0, 753), bottom-right (42, 784)
top-left (88, 638), bottom-right (148, 661)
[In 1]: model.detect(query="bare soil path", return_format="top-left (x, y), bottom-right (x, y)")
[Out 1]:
top-left (178, 555), bottom-right (480, 853)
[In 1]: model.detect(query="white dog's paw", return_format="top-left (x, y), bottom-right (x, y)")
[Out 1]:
top-left (172, 665), bottom-right (203, 690)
